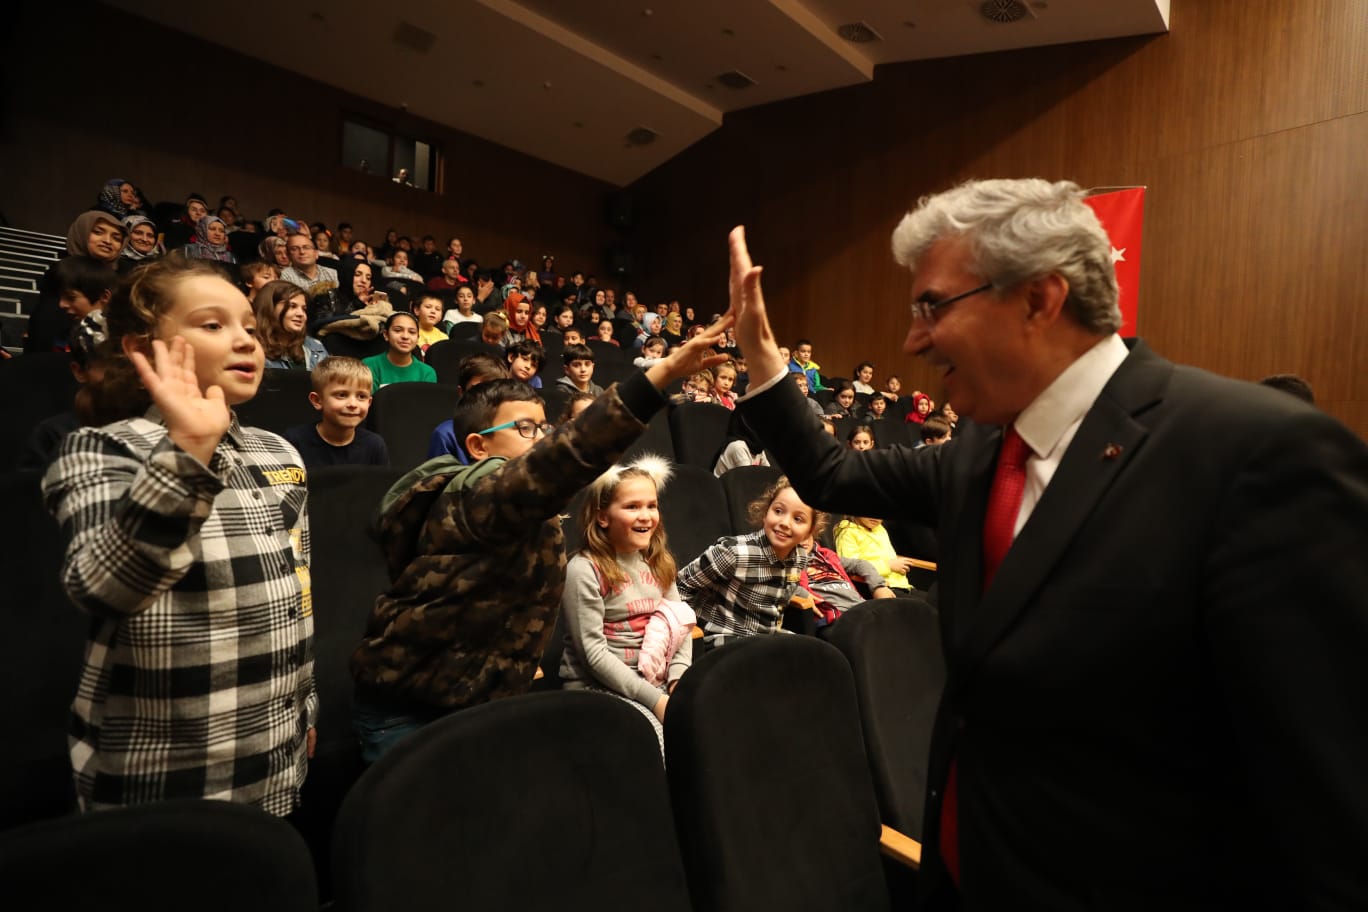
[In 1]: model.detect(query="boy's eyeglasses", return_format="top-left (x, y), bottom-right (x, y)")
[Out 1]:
top-left (477, 419), bottom-right (554, 439)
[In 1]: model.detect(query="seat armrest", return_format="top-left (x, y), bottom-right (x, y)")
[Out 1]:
top-left (879, 824), bottom-right (922, 869)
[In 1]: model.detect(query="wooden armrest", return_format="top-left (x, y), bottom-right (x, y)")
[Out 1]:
top-left (879, 824), bottom-right (922, 869)
top-left (907, 558), bottom-right (937, 572)
top-left (533, 667), bottom-right (545, 681)
top-left (691, 626), bottom-right (704, 639)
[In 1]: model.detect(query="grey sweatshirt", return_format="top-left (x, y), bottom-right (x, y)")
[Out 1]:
top-left (559, 551), bottom-right (692, 709)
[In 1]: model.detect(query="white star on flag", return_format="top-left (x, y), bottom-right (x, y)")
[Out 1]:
top-left (1109, 246), bottom-right (1127, 265)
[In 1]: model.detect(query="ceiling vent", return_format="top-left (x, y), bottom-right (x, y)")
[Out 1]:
top-left (625, 127), bottom-right (659, 147)
top-left (393, 21), bottom-right (437, 54)
top-left (837, 21), bottom-right (883, 43)
top-left (977, 0), bottom-right (1035, 23)
top-left (715, 70), bottom-right (756, 90)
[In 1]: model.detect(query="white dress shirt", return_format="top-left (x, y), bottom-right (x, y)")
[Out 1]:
top-left (1011, 333), bottom-right (1130, 536)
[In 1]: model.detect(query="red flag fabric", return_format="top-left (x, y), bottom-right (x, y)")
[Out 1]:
top-left (1083, 188), bottom-right (1145, 337)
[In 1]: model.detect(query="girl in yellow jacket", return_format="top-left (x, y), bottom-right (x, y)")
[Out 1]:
top-left (833, 516), bottom-right (915, 593)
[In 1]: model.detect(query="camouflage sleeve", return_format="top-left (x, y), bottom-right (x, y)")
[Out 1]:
top-left (377, 469), bottom-right (465, 581)
top-left (428, 373), bottom-right (663, 550)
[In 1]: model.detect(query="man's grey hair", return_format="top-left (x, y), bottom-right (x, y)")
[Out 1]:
top-left (890, 178), bottom-right (1122, 334)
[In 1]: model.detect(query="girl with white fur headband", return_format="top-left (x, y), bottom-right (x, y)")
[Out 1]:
top-left (559, 455), bottom-right (695, 751)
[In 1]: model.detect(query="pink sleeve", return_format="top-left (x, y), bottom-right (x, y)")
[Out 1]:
top-left (638, 600), bottom-right (697, 686)
top-left (637, 611), bottom-right (672, 687)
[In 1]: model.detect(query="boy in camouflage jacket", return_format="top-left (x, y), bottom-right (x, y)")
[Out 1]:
top-left (350, 320), bottom-right (732, 760)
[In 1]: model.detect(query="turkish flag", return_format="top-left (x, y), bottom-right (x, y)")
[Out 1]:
top-left (1084, 188), bottom-right (1145, 337)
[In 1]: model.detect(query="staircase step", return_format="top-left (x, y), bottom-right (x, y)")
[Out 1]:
top-left (0, 226), bottom-right (65, 243)
top-left (0, 263), bottom-right (46, 277)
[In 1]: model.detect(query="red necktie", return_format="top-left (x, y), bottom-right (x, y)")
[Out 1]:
top-left (940, 426), bottom-right (1031, 886)
top-left (981, 426), bottom-right (1031, 589)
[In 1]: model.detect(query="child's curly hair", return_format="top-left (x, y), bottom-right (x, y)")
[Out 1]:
top-left (746, 475), bottom-right (827, 540)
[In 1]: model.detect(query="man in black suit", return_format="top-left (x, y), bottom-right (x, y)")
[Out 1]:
top-left (727, 178), bottom-right (1368, 910)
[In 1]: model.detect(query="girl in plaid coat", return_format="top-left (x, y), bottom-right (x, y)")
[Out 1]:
top-left (43, 255), bottom-right (317, 816)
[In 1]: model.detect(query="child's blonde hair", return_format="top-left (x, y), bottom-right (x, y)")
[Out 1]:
top-left (483, 310), bottom-right (509, 330)
top-left (577, 455), bottom-right (677, 592)
top-left (691, 368), bottom-right (715, 388)
top-left (311, 356), bottom-right (372, 393)
top-left (714, 361), bottom-right (737, 379)
top-left (746, 475), bottom-right (827, 540)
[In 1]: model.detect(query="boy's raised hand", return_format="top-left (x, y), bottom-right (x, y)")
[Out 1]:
top-left (644, 314), bottom-right (736, 390)
top-left (130, 336), bottom-right (231, 465)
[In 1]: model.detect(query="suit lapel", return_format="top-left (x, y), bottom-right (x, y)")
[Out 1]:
top-left (942, 425), bottom-right (1001, 654)
top-left (949, 341), bottom-right (1170, 689)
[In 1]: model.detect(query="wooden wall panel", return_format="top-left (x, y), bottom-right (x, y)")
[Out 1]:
top-left (0, 2), bottom-right (617, 281)
top-left (1143, 114), bottom-right (1367, 406)
top-left (628, 0), bottom-right (1367, 436)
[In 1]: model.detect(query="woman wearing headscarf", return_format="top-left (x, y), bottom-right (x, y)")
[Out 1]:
top-left (94, 179), bottom-right (141, 219)
top-left (117, 214), bottom-right (165, 274)
top-left (503, 291), bottom-right (541, 346)
top-left (23, 212), bottom-right (125, 353)
top-left (182, 215), bottom-right (236, 264)
top-left (634, 311), bottom-right (663, 349)
top-left (259, 235), bottom-right (291, 271)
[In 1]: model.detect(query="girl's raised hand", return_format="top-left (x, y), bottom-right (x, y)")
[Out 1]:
top-left (129, 336), bottom-right (231, 465)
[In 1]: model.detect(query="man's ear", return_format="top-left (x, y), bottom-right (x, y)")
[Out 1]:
top-left (308, 391), bottom-right (323, 412)
top-left (95, 289), bottom-right (113, 309)
top-left (1025, 273), bottom-right (1069, 327)
top-left (464, 432), bottom-right (489, 460)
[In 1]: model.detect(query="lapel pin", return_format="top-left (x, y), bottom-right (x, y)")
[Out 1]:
top-left (1101, 443), bottom-right (1123, 460)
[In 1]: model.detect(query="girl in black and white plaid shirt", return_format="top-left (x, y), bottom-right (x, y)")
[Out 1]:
top-left (42, 255), bottom-right (317, 817)
top-left (677, 476), bottom-right (820, 645)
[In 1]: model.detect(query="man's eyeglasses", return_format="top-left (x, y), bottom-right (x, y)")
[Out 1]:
top-left (476, 419), bottom-right (554, 439)
top-left (911, 282), bottom-right (994, 324)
